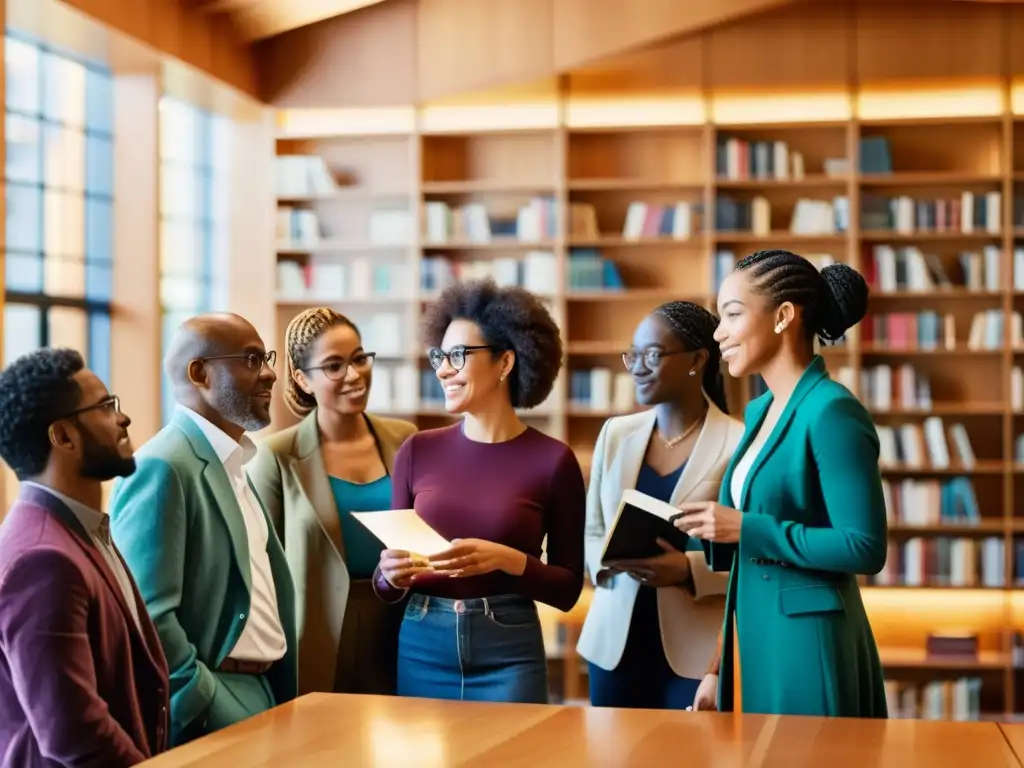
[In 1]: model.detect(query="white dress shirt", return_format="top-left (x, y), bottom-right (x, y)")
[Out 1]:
top-left (25, 481), bottom-right (143, 633)
top-left (178, 406), bottom-right (287, 663)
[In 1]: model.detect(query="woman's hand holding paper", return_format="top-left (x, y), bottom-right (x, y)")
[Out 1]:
top-left (379, 548), bottom-right (434, 588)
top-left (428, 538), bottom-right (528, 578)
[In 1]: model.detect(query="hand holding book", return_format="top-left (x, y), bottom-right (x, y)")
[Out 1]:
top-left (605, 537), bottom-right (692, 587)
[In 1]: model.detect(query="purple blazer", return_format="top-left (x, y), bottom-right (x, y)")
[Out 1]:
top-left (0, 484), bottom-right (171, 767)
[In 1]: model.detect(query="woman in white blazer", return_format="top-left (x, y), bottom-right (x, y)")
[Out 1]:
top-left (577, 301), bottom-right (745, 710)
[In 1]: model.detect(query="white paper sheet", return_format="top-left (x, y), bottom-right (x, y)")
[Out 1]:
top-left (350, 508), bottom-right (452, 558)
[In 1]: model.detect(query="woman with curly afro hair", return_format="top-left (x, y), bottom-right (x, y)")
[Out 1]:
top-left (372, 279), bottom-right (586, 703)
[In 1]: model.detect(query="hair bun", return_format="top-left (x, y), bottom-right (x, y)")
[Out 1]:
top-left (817, 263), bottom-right (869, 342)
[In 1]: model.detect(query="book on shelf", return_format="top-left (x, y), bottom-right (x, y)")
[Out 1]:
top-left (885, 677), bottom-right (982, 721)
top-left (861, 192), bottom-right (1000, 235)
top-left (865, 244), bottom-right (1000, 293)
top-left (567, 249), bottom-right (623, 291)
top-left (875, 417), bottom-right (976, 470)
top-left (873, 536), bottom-right (1004, 588)
top-left (882, 476), bottom-right (980, 526)
top-left (276, 260), bottom-right (416, 304)
top-left (569, 368), bottom-right (634, 412)
top-left (622, 201), bottom-right (699, 240)
top-left (599, 489), bottom-right (690, 566)
top-left (421, 252), bottom-right (557, 297)
top-left (422, 197), bottom-right (556, 244)
top-left (715, 136), bottom-right (846, 181)
top-left (276, 154), bottom-right (337, 198)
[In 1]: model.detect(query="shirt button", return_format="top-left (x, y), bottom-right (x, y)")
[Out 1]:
top-left (239, 613), bottom-right (245, 620)
top-left (762, 574), bottom-right (769, 581)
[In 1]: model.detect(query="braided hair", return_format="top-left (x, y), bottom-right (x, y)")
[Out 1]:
top-left (734, 249), bottom-right (869, 343)
top-left (283, 307), bottom-right (359, 417)
top-left (652, 300), bottom-right (729, 415)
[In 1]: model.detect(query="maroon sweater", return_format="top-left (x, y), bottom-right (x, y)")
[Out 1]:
top-left (375, 423), bottom-right (586, 612)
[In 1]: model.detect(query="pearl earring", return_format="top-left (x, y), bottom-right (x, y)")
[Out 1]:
top-left (688, 370), bottom-right (696, 377)
top-left (500, 374), bottom-right (506, 382)
top-left (775, 323), bottom-right (784, 334)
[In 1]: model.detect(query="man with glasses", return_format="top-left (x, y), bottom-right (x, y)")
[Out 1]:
top-left (0, 348), bottom-right (170, 767)
top-left (110, 313), bottom-right (297, 746)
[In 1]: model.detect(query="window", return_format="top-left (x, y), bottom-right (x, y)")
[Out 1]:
top-left (4, 30), bottom-right (114, 383)
top-left (158, 96), bottom-right (231, 423)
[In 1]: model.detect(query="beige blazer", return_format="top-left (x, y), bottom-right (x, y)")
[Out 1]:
top-left (246, 410), bottom-right (417, 695)
top-left (575, 400), bottom-right (744, 679)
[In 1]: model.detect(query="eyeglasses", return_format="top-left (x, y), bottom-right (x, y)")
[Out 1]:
top-left (55, 394), bottom-right (121, 422)
top-left (200, 351), bottom-right (277, 371)
top-left (304, 352), bottom-right (376, 381)
top-left (622, 347), bottom-right (688, 371)
top-left (427, 345), bottom-right (495, 372)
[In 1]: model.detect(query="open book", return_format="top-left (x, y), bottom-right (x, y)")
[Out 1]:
top-left (599, 489), bottom-right (691, 565)
top-left (350, 508), bottom-right (451, 561)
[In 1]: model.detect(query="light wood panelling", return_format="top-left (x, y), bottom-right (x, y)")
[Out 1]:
top-left (706, 1), bottom-right (851, 90)
top-left (416, 0), bottom-right (555, 102)
top-left (551, 0), bottom-right (794, 71)
top-left (53, 0), bottom-right (257, 95)
top-left (111, 75), bottom-right (162, 444)
top-left (256, 0), bottom-right (418, 107)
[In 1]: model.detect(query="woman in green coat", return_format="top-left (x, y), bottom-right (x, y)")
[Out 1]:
top-left (676, 248), bottom-right (888, 718)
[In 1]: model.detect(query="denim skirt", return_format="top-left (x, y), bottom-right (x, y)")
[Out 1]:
top-left (396, 592), bottom-right (549, 704)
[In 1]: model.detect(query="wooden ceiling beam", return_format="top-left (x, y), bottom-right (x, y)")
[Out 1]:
top-left (219, 0), bottom-right (388, 40)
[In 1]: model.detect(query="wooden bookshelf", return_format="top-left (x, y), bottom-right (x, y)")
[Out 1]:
top-left (267, 0), bottom-right (1024, 719)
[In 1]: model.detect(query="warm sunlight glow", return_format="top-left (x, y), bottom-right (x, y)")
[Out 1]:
top-left (710, 89), bottom-right (851, 125)
top-left (419, 103), bottom-right (559, 133)
top-left (856, 83), bottom-right (1003, 120)
top-left (369, 715), bottom-right (447, 766)
top-left (1008, 79), bottom-right (1024, 114)
top-left (862, 587), bottom-right (1007, 649)
top-left (275, 107), bottom-right (416, 137)
top-left (564, 95), bottom-right (705, 128)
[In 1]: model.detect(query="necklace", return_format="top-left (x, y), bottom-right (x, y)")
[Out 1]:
top-left (661, 408), bottom-right (707, 449)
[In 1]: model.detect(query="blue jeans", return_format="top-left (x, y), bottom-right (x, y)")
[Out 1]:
top-left (396, 593), bottom-right (548, 703)
top-left (588, 586), bottom-right (700, 709)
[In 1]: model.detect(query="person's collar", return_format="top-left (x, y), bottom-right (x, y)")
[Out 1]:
top-left (175, 405), bottom-right (256, 466)
top-left (22, 480), bottom-right (111, 543)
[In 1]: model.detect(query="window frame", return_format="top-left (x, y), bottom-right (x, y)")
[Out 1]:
top-left (4, 28), bottom-right (114, 381)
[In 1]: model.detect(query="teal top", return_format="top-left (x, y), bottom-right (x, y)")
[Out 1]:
top-left (328, 474), bottom-right (393, 579)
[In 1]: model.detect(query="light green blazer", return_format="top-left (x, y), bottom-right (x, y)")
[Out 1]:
top-left (109, 411), bottom-right (298, 746)
top-left (246, 410), bottom-right (417, 695)
top-left (708, 355), bottom-right (889, 718)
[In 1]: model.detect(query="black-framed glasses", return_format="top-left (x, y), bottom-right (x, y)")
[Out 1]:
top-left (54, 394), bottom-right (121, 423)
top-left (622, 347), bottom-right (688, 371)
top-left (200, 351), bottom-right (277, 371)
top-left (304, 352), bottom-right (377, 381)
top-left (427, 345), bottom-right (495, 372)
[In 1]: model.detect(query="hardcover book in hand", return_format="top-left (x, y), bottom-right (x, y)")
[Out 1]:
top-left (600, 489), bottom-right (691, 565)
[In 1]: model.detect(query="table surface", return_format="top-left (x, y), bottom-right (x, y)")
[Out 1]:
top-left (141, 693), bottom-right (1024, 767)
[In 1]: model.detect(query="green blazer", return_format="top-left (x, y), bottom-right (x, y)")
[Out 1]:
top-left (708, 356), bottom-right (889, 718)
top-left (109, 411), bottom-right (298, 745)
top-left (246, 410), bottom-right (417, 695)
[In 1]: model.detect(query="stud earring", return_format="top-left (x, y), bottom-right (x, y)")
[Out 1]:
top-left (500, 374), bottom-right (507, 382)
top-left (688, 370), bottom-right (696, 377)
top-left (775, 323), bottom-right (785, 334)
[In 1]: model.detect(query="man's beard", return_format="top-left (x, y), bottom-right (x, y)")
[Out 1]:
top-left (80, 432), bottom-right (136, 481)
top-left (210, 381), bottom-right (271, 433)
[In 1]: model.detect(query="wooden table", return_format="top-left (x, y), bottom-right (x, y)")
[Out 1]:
top-left (142, 693), bottom-right (1023, 767)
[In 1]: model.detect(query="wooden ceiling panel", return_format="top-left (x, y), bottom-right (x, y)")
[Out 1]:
top-left (192, 0), bottom-right (389, 41)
